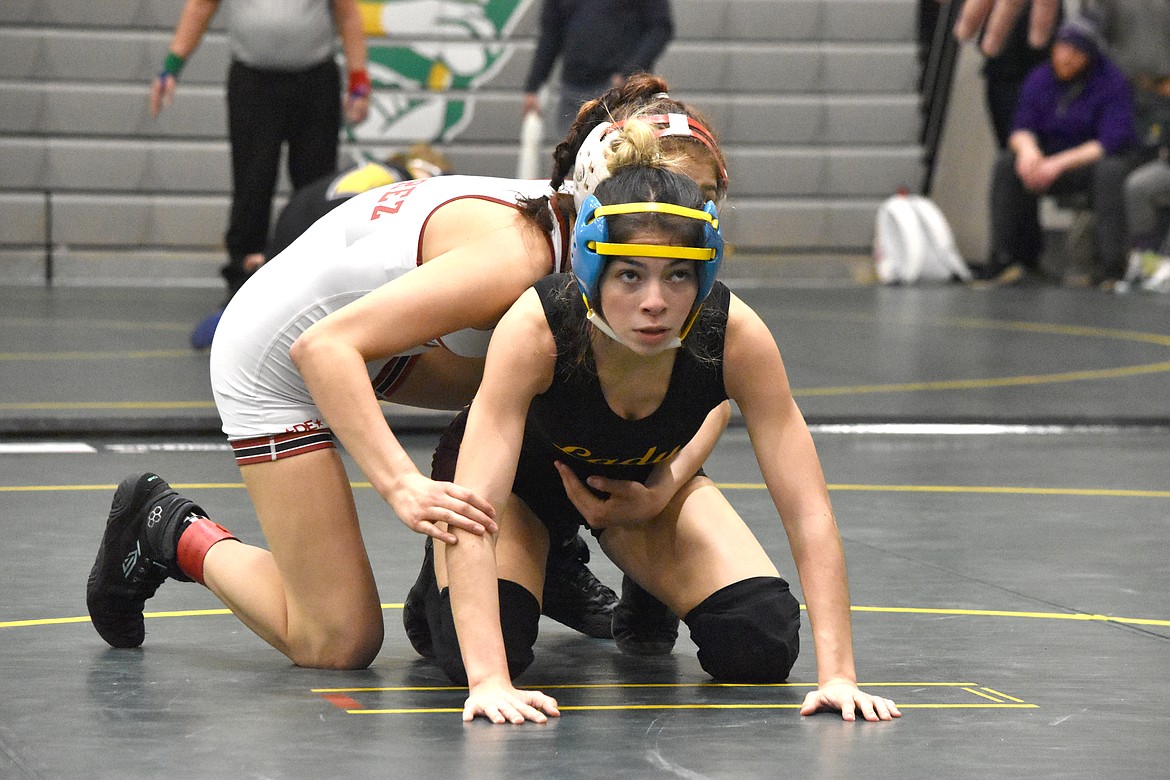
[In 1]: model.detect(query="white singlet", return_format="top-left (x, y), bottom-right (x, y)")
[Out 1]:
top-left (209, 175), bottom-right (569, 440)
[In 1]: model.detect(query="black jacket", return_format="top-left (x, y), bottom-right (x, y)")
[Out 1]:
top-left (524, 0), bottom-right (674, 91)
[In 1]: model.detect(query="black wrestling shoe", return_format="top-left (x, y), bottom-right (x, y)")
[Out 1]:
top-left (611, 575), bottom-right (679, 656)
top-left (86, 473), bottom-right (198, 648)
top-left (541, 534), bottom-right (618, 639)
top-left (402, 538), bottom-right (436, 659)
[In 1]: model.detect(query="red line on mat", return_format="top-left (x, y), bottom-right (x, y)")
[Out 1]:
top-left (321, 693), bottom-right (364, 711)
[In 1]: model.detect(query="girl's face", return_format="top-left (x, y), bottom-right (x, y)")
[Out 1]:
top-left (597, 227), bottom-right (700, 355)
top-left (667, 150), bottom-right (722, 204)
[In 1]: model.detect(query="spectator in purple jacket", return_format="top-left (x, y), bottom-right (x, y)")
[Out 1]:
top-left (983, 13), bottom-right (1137, 286)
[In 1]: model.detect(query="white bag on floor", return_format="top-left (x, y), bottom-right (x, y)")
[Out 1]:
top-left (873, 193), bottom-right (973, 284)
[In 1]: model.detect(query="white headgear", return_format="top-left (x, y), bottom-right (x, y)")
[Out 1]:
top-left (570, 114), bottom-right (729, 211)
top-left (571, 121), bottom-right (620, 211)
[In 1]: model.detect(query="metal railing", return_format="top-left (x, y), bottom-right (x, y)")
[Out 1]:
top-left (918, 0), bottom-right (965, 195)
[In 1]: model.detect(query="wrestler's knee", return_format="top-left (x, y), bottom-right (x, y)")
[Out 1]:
top-left (430, 580), bottom-right (540, 684)
top-left (288, 619), bottom-right (385, 670)
top-left (683, 576), bottom-right (801, 683)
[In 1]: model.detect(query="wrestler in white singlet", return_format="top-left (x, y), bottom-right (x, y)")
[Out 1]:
top-left (210, 175), bottom-right (569, 442)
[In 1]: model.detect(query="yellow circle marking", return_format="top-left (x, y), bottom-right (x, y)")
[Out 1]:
top-left (0, 317), bottom-right (191, 333)
top-left (0, 400), bottom-right (215, 410)
top-left (0, 349), bottom-right (195, 362)
top-left (795, 361), bottom-right (1170, 397)
top-left (4, 480), bottom-right (1167, 629)
top-left (342, 703), bottom-right (1036, 714)
top-left (4, 603), bottom-right (1166, 630)
top-left (3, 316), bottom-right (1170, 403)
top-left (7, 480), bottom-right (1169, 497)
top-left (782, 313), bottom-right (1170, 396)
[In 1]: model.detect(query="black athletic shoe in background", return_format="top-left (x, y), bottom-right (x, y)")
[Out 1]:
top-left (541, 534), bottom-right (617, 639)
top-left (86, 473), bottom-right (197, 648)
top-left (611, 574), bottom-right (679, 655)
top-left (402, 538), bottom-right (437, 658)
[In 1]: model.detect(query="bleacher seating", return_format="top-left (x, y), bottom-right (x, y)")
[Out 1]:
top-left (0, 0), bottom-right (922, 284)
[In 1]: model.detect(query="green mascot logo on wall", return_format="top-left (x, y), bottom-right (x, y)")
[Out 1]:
top-left (349, 0), bottom-right (535, 143)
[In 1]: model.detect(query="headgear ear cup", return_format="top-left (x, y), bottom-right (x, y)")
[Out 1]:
top-left (696, 200), bottom-right (724, 304)
top-left (571, 194), bottom-right (609, 313)
top-left (573, 123), bottom-right (617, 211)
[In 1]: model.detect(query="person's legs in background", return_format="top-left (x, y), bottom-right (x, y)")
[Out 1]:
top-left (286, 59), bottom-right (342, 191)
top-left (1086, 154), bottom-right (1131, 284)
top-left (987, 149), bottom-right (1043, 280)
top-left (1125, 158), bottom-right (1170, 251)
top-left (555, 79), bottom-right (612, 140)
top-left (223, 60), bottom-right (286, 299)
top-left (1124, 157), bottom-right (1170, 291)
top-left (985, 77), bottom-right (1023, 150)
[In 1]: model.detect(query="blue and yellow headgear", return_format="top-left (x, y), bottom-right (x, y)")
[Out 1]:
top-left (571, 193), bottom-right (724, 344)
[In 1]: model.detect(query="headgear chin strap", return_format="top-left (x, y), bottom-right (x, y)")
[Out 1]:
top-left (571, 114), bottom-right (729, 211)
top-left (571, 195), bottom-right (724, 352)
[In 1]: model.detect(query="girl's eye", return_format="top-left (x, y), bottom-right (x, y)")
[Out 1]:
top-left (669, 266), bottom-right (696, 282)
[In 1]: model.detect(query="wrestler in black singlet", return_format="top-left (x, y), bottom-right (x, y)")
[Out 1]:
top-left (433, 272), bottom-right (731, 542)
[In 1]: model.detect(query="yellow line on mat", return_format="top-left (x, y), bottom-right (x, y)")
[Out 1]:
top-left (344, 703), bottom-right (1038, 714)
top-left (314, 681), bottom-right (980, 693)
top-left (6, 482), bottom-right (1170, 499)
top-left (963, 687), bottom-right (1004, 703)
top-left (0, 350), bottom-right (195, 361)
top-left (793, 361), bottom-right (1170, 397)
top-left (7, 604), bottom-right (1167, 629)
top-left (981, 687), bottom-right (1027, 703)
top-left (723, 483), bottom-right (1170, 499)
top-left (849, 606), bottom-right (1170, 626)
top-left (0, 400), bottom-right (215, 410)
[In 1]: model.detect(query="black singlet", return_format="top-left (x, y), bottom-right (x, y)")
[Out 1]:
top-left (511, 273), bottom-right (731, 542)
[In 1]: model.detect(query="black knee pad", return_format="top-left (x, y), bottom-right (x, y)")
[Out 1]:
top-left (683, 576), bottom-right (801, 683)
top-left (428, 579), bottom-right (540, 685)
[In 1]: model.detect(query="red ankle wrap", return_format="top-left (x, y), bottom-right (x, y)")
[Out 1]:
top-left (176, 517), bottom-right (236, 585)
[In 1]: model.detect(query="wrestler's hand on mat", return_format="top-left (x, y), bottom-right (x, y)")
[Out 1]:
top-left (463, 679), bottom-right (560, 725)
top-left (555, 461), bottom-right (668, 530)
top-left (952, 0), bottom-right (1060, 56)
top-left (387, 472), bottom-right (497, 544)
top-left (800, 679), bottom-right (902, 722)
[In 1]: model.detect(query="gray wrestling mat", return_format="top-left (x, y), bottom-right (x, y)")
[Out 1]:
top-left (2, 277), bottom-right (1168, 777)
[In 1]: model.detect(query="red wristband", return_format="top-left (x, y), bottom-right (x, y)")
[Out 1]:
top-left (348, 69), bottom-right (371, 98)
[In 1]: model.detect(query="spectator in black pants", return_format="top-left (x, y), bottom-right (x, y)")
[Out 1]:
top-left (223, 59), bottom-right (351, 294)
top-left (150, 0), bottom-right (371, 299)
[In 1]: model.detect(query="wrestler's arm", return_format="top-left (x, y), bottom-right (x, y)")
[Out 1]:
top-left (446, 289), bottom-right (561, 724)
top-left (723, 294), bottom-right (900, 722)
top-left (291, 207), bottom-right (551, 542)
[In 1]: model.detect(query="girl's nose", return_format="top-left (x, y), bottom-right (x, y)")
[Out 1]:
top-left (641, 280), bottom-right (667, 313)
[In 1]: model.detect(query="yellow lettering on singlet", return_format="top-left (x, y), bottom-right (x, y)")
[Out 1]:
top-left (556, 443), bottom-right (682, 467)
